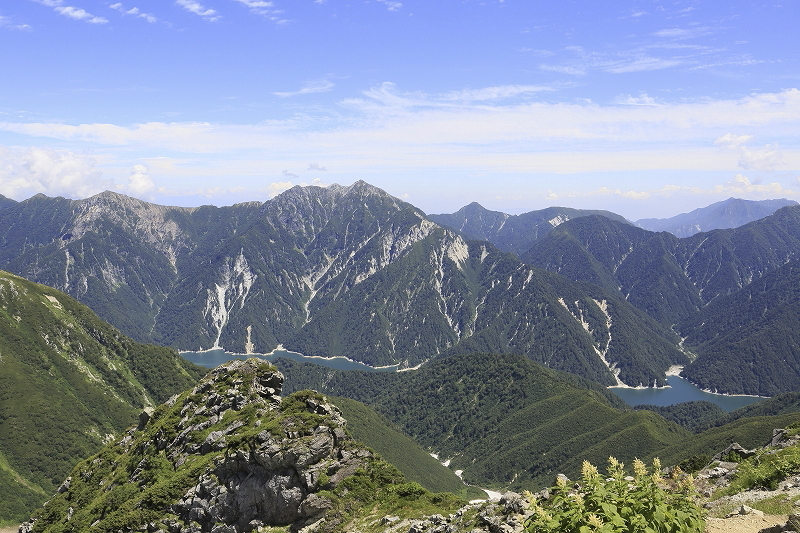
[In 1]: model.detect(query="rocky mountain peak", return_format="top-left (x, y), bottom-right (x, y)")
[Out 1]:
top-left (23, 359), bottom-right (384, 533)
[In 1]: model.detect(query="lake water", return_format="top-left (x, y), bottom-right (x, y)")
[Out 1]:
top-left (181, 348), bottom-right (399, 372)
top-left (609, 375), bottom-right (763, 412)
top-left (182, 350), bottom-right (764, 413)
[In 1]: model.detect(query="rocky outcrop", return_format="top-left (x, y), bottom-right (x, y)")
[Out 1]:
top-left (23, 359), bottom-right (377, 533)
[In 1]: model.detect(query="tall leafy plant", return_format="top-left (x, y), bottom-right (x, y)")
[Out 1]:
top-left (525, 457), bottom-right (705, 533)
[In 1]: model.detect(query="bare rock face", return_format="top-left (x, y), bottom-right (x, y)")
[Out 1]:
top-left (24, 359), bottom-right (373, 533)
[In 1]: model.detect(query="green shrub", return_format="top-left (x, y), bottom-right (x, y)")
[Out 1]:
top-left (677, 455), bottom-right (710, 474)
top-left (728, 445), bottom-right (800, 492)
top-left (525, 457), bottom-right (705, 533)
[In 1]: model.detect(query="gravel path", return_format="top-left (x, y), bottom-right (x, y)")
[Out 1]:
top-left (705, 514), bottom-right (788, 533)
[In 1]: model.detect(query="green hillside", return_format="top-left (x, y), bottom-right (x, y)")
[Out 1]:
top-left (329, 396), bottom-right (483, 499)
top-left (276, 353), bottom-right (691, 491)
top-left (0, 271), bottom-right (205, 524)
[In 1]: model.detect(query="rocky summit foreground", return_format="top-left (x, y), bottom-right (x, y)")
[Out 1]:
top-left (21, 359), bottom-right (469, 533)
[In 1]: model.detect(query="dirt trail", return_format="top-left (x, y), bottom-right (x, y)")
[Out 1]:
top-left (705, 514), bottom-right (787, 533)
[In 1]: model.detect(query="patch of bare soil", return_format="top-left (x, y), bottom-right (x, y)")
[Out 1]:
top-left (705, 514), bottom-right (788, 533)
top-left (0, 527), bottom-right (18, 533)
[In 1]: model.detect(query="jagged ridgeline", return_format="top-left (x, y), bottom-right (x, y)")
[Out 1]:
top-left (24, 360), bottom-right (465, 533)
top-left (0, 271), bottom-right (205, 524)
top-left (0, 182), bottom-right (684, 386)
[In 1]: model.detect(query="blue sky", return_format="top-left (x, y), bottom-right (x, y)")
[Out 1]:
top-left (0, 0), bottom-right (798, 219)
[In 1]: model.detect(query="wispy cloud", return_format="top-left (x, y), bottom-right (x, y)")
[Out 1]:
top-left (604, 57), bottom-right (683, 73)
top-left (376, 0), bottom-right (402, 11)
top-left (232, 0), bottom-right (287, 22)
top-left (652, 26), bottom-right (713, 39)
top-left (615, 94), bottom-right (664, 106)
top-left (0, 15), bottom-right (32, 30)
top-left (273, 80), bottom-right (335, 98)
top-left (539, 64), bottom-right (586, 76)
top-left (30, 0), bottom-right (108, 24)
top-left (554, 175), bottom-right (794, 202)
top-left (442, 85), bottom-right (558, 101)
top-left (5, 88), bottom-right (800, 153)
top-left (109, 3), bottom-right (157, 23)
top-left (541, 47), bottom-right (684, 76)
top-left (307, 163), bottom-right (327, 171)
top-left (175, 0), bottom-right (219, 21)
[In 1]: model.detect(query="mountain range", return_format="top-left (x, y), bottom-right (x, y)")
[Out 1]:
top-left (0, 183), bottom-right (683, 387)
top-left (4, 180), bottom-right (800, 524)
top-left (0, 183), bottom-right (798, 396)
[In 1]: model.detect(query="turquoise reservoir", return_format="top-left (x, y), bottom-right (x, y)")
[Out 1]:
top-left (610, 375), bottom-right (763, 412)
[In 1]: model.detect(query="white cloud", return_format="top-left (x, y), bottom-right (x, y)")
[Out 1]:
top-left (307, 163), bottom-right (327, 171)
top-left (31, 0), bottom-right (108, 24)
top-left (0, 15), bottom-right (32, 30)
top-left (234, 0), bottom-right (273, 8)
top-left (109, 3), bottom-right (157, 23)
top-left (273, 80), bottom-right (335, 98)
top-left (2, 89), bottom-right (799, 181)
top-left (715, 134), bottom-right (784, 171)
top-left (232, 0), bottom-right (286, 21)
top-left (261, 178), bottom-right (325, 198)
top-left (714, 133), bottom-right (754, 147)
top-left (376, 0), bottom-right (402, 11)
top-left (264, 181), bottom-right (293, 197)
top-left (652, 27), bottom-right (712, 39)
top-left (603, 57), bottom-right (682, 73)
top-left (282, 170), bottom-right (299, 179)
top-left (175, 0), bottom-right (219, 21)
top-left (520, 48), bottom-right (554, 57)
top-left (738, 145), bottom-right (784, 171)
top-left (0, 146), bottom-right (110, 199)
top-left (441, 85), bottom-right (557, 101)
top-left (539, 64), bottom-right (586, 76)
top-left (123, 164), bottom-right (156, 196)
top-left (616, 94), bottom-right (663, 106)
top-left (557, 176), bottom-right (793, 202)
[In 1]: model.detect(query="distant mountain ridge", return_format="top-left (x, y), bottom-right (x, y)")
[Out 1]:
top-left (0, 182), bottom-right (685, 387)
top-left (2, 184), bottom-right (800, 394)
top-left (636, 197), bottom-right (798, 237)
top-left (428, 202), bottom-right (629, 256)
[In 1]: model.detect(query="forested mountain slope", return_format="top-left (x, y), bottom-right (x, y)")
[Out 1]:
top-left (523, 206), bottom-right (800, 326)
top-left (678, 260), bottom-right (800, 395)
top-left (276, 353), bottom-right (691, 491)
top-left (0, 271), bottom-right (205, 523)
top-left (0, 183), bottom-right (684, 385)
top-left (520, 207), bottom-right (800, 394)
top-left (277, 353), bottom-right (800, 493)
